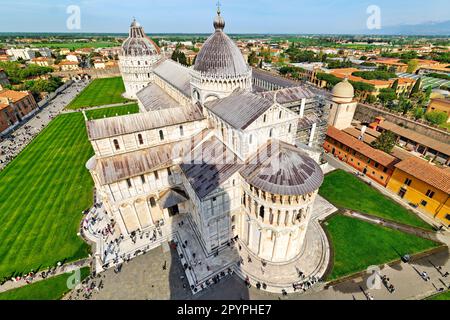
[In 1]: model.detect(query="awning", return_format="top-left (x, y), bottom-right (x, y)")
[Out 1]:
top-left (158, 188), bottom-right (189, 209)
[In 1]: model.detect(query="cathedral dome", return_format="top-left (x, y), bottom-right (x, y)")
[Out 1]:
top-left (193, 10), bottom-right (249, 78)
top-left (121, 19), bottom-right (160, 57)
top-left (331, 78), bottom-right (354, 103)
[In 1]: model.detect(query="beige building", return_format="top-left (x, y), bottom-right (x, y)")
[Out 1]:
top-left (30, 57), bottom-right (55, 67)
top-left (327, 78), bottom-right (358, 130)
top-left (58, 60), bottom-right (80, 71)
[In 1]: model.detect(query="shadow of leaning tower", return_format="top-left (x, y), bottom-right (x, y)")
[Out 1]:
top-left (168, 134), bottom-right (250, 300)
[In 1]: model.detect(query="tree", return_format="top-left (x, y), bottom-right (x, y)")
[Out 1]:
top-left (409, 78), bottom-right (422, 97)
top-left (391, 79), bottom-right (399, 92)
top-left (365, 94), bottom-right (377, 104)
top-left (248, 51), bottom-right (259, 66)
top-left (407, 60), bottom-right (418, 73)
top-left (378, 88), bottom-right (397, 106)
top-left (171, 49), bottom-right (187, 66)
top-left (371, 130), bottom-right (397, 153)
top-left (397, 96), bottom-right (413, 115)
top-left (425, 111), bottom-right (448, 125)
top-left (413, 107), bottom-right (425, 120)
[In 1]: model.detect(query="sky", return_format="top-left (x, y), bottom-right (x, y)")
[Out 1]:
top-left (0, 0), bottom-right (449, 34)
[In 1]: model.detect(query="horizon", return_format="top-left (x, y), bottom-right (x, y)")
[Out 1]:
top-left (0, 0), bottom-right (449, 35)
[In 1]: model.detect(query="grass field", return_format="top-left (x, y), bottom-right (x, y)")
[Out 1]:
top-left (426, 290), bottom-right (450, 300)
top-left (319, 170), bottom-right (432, 230)
top-left (0, 267), bottom-right (90, 300)
top-left (85, 103), bottom-right (139, 120)
top-left (325, 214), bottom-right (440, 280)
top-left (67, 77), bottom-right (128, 110)
top-left (31, 42), bottom-right (119, 49)
top-left (0, 113), bottom-right (94, 279)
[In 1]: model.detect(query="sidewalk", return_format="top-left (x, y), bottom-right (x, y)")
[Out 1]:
top-left (0, 258), bottom-right (91, 294)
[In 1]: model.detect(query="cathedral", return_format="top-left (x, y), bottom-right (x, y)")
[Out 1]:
top-left (85, 7), bottom-right (354, 294)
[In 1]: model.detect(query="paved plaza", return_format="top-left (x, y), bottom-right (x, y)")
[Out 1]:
top-left (82, 193), bottom-right (337, 296)
top-left (65, 236), bottom-right (450, 300)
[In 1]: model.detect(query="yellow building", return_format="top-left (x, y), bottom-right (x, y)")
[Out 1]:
top-left (387, 157), bottom-right (450, 227)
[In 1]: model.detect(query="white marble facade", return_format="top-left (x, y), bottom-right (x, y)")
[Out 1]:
top-left (86, 11), bottom-right (328, 287)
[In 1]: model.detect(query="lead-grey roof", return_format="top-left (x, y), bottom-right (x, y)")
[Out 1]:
top-left (136, 83), bottom-right (182, 112)
top-left (298, 113), bottom-right (320, 130)
top-left (194, 29), bottom-right (250, 78)
top-left (121, 19), bottom-right (160, 57)
top-left (154, 59), bottom-right (191, 98)
top-left (252, 68), bottom-right (300, 89)
top-left (240, 140), bottom-right (324, 196)
top-left (205, 90), bottom-right (274, 130)
top-left (181, 135), bottom-right (243, 200)
top-left (86, 104), bottom-right (204, 140)
top-left (94, 130), bottom-right (209, 185)
top-left (258, 86), bottom-right (317, 104)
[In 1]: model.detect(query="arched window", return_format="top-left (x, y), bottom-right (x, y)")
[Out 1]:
top-left (149, 197), bottom-right (156, 208)
top-left (269, 211), bottom-right (274, 224)
top-left (159, 130), bottom-right (164, 141)
top-left (288, 124), bottom-right (292, 133)
top-left (179, 125), bottom-right (184, 136)
top-left (249, 134), bottom-right (253, 144)
top-left (279, 111), bottom-right (282, 119)
top-left (263, 114), bottom-right (267, 123)
top-left (269, 128), bottom-right (273, 138)
top-left (137, 134), bottom-right (144, 145)
top-left (167, 168), bottom-right (172, 176)
top-left (259, 206), bottom-right (265, 219)
top-left (113, 139), bottom-right (120, 150)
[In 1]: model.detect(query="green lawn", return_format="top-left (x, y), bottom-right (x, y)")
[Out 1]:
top-left (85, 103), bottom-right (139, 120)
top-left (426, 290), bottom-right (450, 300)
top-left (31, 42), bottom-right (119, 49)
top-left (0, 267), bottom-right (90, 300)
top-left (319, 170), bottom-right (432, 230)
top-left (325, 214), bottom-right (440, 280)
top-left (0, 113), bottom-right (94, 279)
top-left (439, 123), bottom-right (450, 132)
top-left (67, 77), bottom-right (128, 110)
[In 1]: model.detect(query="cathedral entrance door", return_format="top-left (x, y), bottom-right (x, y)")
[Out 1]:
top-left (168, 205), bottom-right (180, 217)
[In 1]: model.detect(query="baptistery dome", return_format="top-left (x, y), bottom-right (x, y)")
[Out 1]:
top-left (119, 19), bottom-right (162, 100)
top-left (121, 19), bottom-right (160, 57)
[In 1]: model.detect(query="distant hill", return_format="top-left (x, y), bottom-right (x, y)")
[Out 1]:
top-left (368, 20), bottom-right (450, 36)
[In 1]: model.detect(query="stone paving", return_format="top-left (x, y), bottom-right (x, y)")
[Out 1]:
top-left (65, 240), bottom-right (450, 301)
top-left (0, 258), bottom-right (91, 294)
top-left (82, 194), bottom-right (337, 296)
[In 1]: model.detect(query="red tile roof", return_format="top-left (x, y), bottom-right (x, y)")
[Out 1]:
top-left (395, 157), bottom-right (450, 194)
top-left (326, 126), bottom-right (399, 168)
top-left (0, 90), bottom-right (30, 103)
